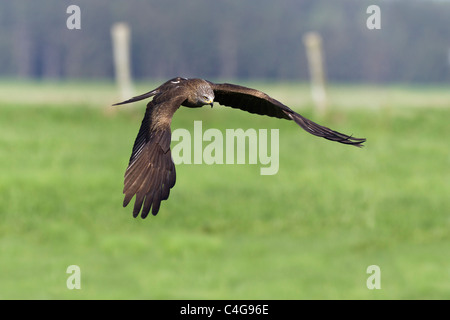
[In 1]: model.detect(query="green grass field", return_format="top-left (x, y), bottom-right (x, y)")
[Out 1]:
top-left (0, 80), bottom-right (449, 299)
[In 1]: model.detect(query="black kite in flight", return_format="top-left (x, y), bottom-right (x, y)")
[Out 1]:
top-left (113, 77), bottom-right (366, 218)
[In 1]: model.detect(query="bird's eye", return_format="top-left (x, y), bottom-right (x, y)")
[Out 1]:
top-left (203, 96), bottom-right (209, 101)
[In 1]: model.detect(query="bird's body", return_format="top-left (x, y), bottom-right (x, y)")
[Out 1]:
top-left (114, 77), bottom-right (366, 218)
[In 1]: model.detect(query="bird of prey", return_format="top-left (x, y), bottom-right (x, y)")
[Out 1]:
top-left (113, 77), bottom-right (366, 218)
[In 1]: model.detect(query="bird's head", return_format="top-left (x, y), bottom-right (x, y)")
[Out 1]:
top-left (197, 83), bottom-right (215, 107)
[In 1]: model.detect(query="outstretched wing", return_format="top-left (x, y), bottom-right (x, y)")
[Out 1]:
top-left (122, 99), bottom-right (180, 218)
top-left (210, 82), bottom-right (366, 147)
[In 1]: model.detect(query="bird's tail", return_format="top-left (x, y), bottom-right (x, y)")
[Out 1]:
top-left (112, 89), bottom-right (158, 106)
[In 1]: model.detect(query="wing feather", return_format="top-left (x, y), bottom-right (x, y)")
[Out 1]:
top-left (210, 82), bottom-right (365, 147)
top-left (122, 99), bottom-right (180, 218)
top-left (211, 83), bottom-right (291, 120)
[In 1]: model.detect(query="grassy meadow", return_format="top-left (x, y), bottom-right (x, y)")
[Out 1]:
top-left (0, 80), bottom-right (449, 299)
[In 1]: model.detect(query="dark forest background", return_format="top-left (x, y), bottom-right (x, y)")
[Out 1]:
top-left (0, 0), bottom-right (449, 83)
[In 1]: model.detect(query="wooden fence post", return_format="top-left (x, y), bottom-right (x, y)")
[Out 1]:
top-left (111, 22), bottom-right (134, 100)
top-left (303, 32), bottom-right (327, 115)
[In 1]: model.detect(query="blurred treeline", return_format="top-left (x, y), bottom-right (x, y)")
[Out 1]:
top-left (0, 0), bottom-right (449, 82)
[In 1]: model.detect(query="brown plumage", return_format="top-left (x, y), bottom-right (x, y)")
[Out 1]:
top-left (113, 77), bottom-right (366, 218)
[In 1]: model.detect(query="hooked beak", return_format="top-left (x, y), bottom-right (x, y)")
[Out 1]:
top-left (207, 99), bottom-right (214, 108)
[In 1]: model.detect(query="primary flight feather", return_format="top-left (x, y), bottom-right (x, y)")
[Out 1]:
top-left (113, 77), bottom-right (366, 218)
